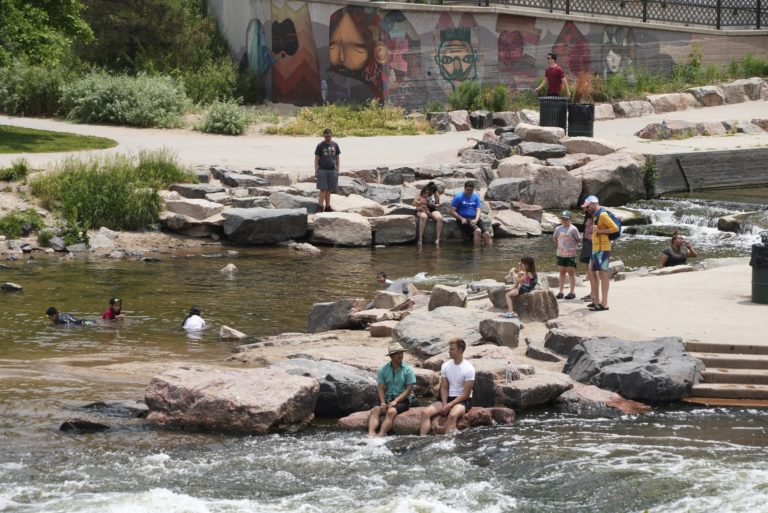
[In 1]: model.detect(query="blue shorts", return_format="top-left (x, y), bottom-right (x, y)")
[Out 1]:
top-left (590, 250), bottom-right (611, 272)
top-left (316, 168), bottom-right (338, 190)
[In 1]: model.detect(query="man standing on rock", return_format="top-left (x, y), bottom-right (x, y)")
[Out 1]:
top-left (582, 195), bottom-right (619, 311)
top-left (533, 52), bottom-right (570, 97)
top-left (420, 338), bottom-right (475, 435)
top-left (368, 342), bottom-right (417, 437)
top-left (314, 128), bottom-right (340, 213)
top-left (450, 181), bottom-right (492, 246)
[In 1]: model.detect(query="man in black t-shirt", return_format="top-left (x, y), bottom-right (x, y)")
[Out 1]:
top-left (314, 128), bottom-right (341, 212)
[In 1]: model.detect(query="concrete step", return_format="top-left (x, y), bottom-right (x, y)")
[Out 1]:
top-left (683, 397), bottom-right (768, 408)
top-left (689, 383), bottom-right (768, 400)
top-left (685, 342), bottom-right (768, 355)
top-left (701, 368), bottom-right (768, 385)
top-left (689, 352), bottom-right (768, 370)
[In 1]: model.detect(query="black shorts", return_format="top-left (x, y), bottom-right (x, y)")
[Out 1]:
top-left (459, 219), bottom-right (487, 239)
top-left (447, 396), bottom-right (472, 411)
top-left (386, 400), bottom-right (410, 414)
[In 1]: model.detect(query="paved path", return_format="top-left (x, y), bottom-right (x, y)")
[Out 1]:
top-left (2, 100), bottom-right (767, 174)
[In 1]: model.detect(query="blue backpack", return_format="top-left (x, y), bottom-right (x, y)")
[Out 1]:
top-left (597, 208), bottom-right (622, 241)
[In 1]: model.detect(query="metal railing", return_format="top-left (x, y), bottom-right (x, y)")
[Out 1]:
top-left (430, 0), bottom-right (767, 29)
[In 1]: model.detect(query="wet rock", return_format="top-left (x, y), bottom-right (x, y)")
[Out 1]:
top-left (337, 406), bottom-right (515, 434)
top-left (645, 92), bottom-right (700, 113)
top-left (517, 142), bottom-right (567, 160)
top-left (141, 256), bottom-right (161, 263)
top-left (492, 210), bottom-right (542, 237)
top-left (308, 298), bottom-right (367, 333)
top-left (220, 325), bottom-right (247, 340)
top-left (370, 215), bottom-right (416, 245)
top-left (554, 382), bottom-right (652, 416)
top-left (170, 183), bottom-right (225, 199)
top-left (428, 284), bottom-right (468, 310)
top-left (66, 243), bottom-right (88, 253)
top-left (269, 191), bottom-right (320, 213)
top-left (145, 366), bottom-right (319, 434)
top-left (82, 400), bottom-right (149, 418)
top-left (563, 336), bottom-right (704, 403)
top-left (393, 306), bottom-right (497, 358)
top-left (573, 152), bottom-right (647, 206)
top-left (613, 100), bottom-right (654, 118)
top-left (514, 123), bottom-right (564, 144)
top-left (1, 282), bottom-right (22, 292)
top-left (108, 251), bottom-right (125, 259)
top-left (271, 358), bottom-right (377, 417)
top-left (687, 86), bottom-right (724, 107)
top-left (479, 317), bottom-right (520, 348)
top-left (222, 208), bottom-right (308, 244)
top-left (310, 212), bottom-right (371, 247)
top-left (60, 418), bottom-right (111, 432)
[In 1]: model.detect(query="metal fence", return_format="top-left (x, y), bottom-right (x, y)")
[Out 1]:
top-left (437, 0), bottom-right (767, 29)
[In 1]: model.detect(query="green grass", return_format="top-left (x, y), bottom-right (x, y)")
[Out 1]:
top-left (266, 101), bottom-right (433, 136)
top-left (29, 149), bottom-right (196, 231)
top-left (0, 208), bottom-right (45, 238)
top-left (0, 125), bottom-right (117, 154)
top-left (0, 158), bottom-right (29, 181)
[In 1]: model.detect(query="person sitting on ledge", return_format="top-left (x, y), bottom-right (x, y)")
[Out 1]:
top-left (420, 337), bottom-right (475, 435)
top-left (449, 181), bottom-right (492, 246)
top-left (368, 342), bottom-right (416, 437)
top-left (659, 231), bottom-right (698, 268)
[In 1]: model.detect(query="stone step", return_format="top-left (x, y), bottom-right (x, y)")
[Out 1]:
top-left (689, 383), bottom-right (768, 400)
top-left (685, 342), bottom-right (768, 355)
top-left (688, 352), bottom-right (768, 370)
top-left (683, 397), bottom-right (768, 408)
top-left (701, 368), bottom-right (768, 385)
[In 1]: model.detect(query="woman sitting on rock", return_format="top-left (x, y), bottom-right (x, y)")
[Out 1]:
top-left (659, 232), bottom-right (697, 268)
top-left (413, 182), bottom-right (443, 246)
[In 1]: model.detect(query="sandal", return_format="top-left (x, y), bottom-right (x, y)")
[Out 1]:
top-left (564, 292), bottom-right (576, 300)
top-left (500, 312), bottom-right (515, 318)
top-left (555, 292), bottom-right (564, 299)
top-left (586, 303), bottom-right (596, 309)
top-left (589, 304), bottom-right (609, 311)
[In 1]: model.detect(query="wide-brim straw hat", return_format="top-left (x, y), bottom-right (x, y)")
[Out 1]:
top-left (387, 342), bottom-right (407, 355)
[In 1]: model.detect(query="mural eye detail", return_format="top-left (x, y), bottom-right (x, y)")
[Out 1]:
top-left (272, 19), bottom-right (299, 56)
top-left (439, 56), bottom-right (458, 65)
top-left (462, 54), bottom-right (478, 64)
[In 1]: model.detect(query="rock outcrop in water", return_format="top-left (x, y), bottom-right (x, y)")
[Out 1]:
top-left (337, 406), bottom-right (516, 434)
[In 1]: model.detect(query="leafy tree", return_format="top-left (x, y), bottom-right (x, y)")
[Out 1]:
top-left (0, 0), bottom-right (93, 66)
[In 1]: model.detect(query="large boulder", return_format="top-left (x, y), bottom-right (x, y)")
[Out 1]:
top-left (546, 153), bottom-right (592, 171)
top-left (222, 208), bottom-right (308, 244)
top-left (372, 291), bottom-right (408, 309)
top-left (496, 155), bottom-right (541, 178)
top-left (514, 123), bottom-right (565, 144)
top-left (470, 110), bottom-right (492, 129)
top-left (392, 306), bottom-right (496, 358)
top-left (271, 359), bottom-right (377, 416)
top-left (144, 366), bottom-right (319, 434)
top-left (561, 137), bottom-right (622, 156)
top-left (337, 406), bottom-right (515, 434)
top-left (336, 176), bottom-right (368, 197)
top-left (495, 370), bottom-right (573, 409)
top-left (479, 317), bottom-right (520, 348)
top-left (686, 86), bottom-right (724, 107)
top-left (310, 212), bottom-right (371, 247)
top-left (613, 100), bottom-right (654, 118)
top-left (517, 142), bottom-right (567, 160)
top-left (308, 298), bottom-right (367, 333)
top-left (573, 151), bottom-right (647, 206)
top-left (594, 103), bottom-right (615, 120)
top-left (449, 110), bottom-right (471, 131)
top-left (485, 177), bottom-right (534, 203)
top-left (488, 288), bottom-right (558, 322)
top-left (499, 163), bottom-right (580, 209)
top-left (492, 210), bottom-right (542, 237)
top-left (545, 328), bottom-right (588, 356)
top-left (428, 284), bottom-right (468, 310)
top-left (269, 191), bottom-right (320, 213)
top-left (460, 150), bottom-right (496, 168)
top-left (379, 167), bottom-right (416, 186)
top-left (165, 198), bottom-right (225, 220)
top-left (476, 140), bottom-right (514, 160)
top-left (722, 78), bottom-right (767, 102)
top-left (554, 382), bottom-right (651, 416)
top-left (330, 194), bottom-right (385, 217)
top-left (635, 120), bottom-right (697, 140)
top-left (645, 92), bottom-right (700, 113)
top-left (492, 111), bottom-right (520, 126)
top-left (169, 183), bottom-right (225, 199)
top-left (369, 215), bottom-right (416, 245)
top-left (364, 184), bottom-right (402, 205)
top-left (563, 336), bottom-right (704, 403)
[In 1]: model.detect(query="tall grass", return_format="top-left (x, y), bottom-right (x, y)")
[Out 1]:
top-left (0, 209), bottom-right (45, 238)
top-left (447, 82), bottom-right (510, 111)
top-left (267, 100), bottom-right (432, 136)
top-left (61, 72), bottom-right (189, 128)
top-left (30, 150), bottom-right (196, 230)
top-left (0, 159), bottom-right (29, 181)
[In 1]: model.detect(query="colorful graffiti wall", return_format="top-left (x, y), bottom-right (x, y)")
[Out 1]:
top-left (210, 0), bottom-right (767, 107)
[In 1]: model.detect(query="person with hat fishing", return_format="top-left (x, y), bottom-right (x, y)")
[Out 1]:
top-left (367, 341), bottom-right (417, 437)
top-left (101, 297), bottom-right (124, 322)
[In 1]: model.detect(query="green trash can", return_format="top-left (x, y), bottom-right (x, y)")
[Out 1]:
top-left (750, 232), bottom-right (768, 304)
top-left (539, 96), bottom-right (567, 131)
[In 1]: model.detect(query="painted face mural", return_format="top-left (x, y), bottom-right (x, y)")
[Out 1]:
top-left (435, 27), bottom-right (478, 88)
top-left (495, 15), bottom-right (540, 89)
top-left (246, 19), bottom-right (271, 77)
top-left (328, 6), bottom-right (387, 98)
top-left (381, 10), bottom-right (420, 108)
top-left (552, 21), bottom-right (591, 75)
top-left (601, 25), bottom-right (637, 77)
top-left (498, 30), bottom-right (524, 68)
top-left (270, 2), bottom-right (321, 105)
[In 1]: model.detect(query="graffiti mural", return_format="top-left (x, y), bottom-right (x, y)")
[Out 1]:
top-left (380, 10), bottom-right (420, 108)
top-left (434, 14), bottom-right (480, 92)
top-left (496, 15), bottom-right (540, 89)
top-left (246, 19), bottom-right (272, 77)
top-left (600, 25), bottom-right (637, 77)
top-left (270, 1), bottom-right (322, 105)
top-left (551, 21), bottom-right (591, 76)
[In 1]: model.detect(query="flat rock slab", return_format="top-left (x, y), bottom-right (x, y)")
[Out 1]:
top-left (145, 366), bottom-right (319, 434)
top-left (169, 183), bottom-right (225, 199)
top-left (337, 406), bottom-right (515, 434)
top-left (222, 208), bottom-right (308, 244)
top-left (495, 370), bottom-right (573, 409)
top-left (555, 382), bottom-right (652, 417)
top-left (393, 306), bottom-right (497, 358)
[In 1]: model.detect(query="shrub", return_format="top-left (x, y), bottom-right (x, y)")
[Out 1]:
top-left (179, 57), bottom-right (237, 104)
top-left (61, 72), bottom-right (188, 128)
top-left (507, 89), bottom-right (539, 111)
top-left (483, 84), bottom-right (509, 112)
top-left (0, 159), bottom-right (29, 182)
top-left (0, 208), bottom-right (45, 238)
top-left (422, 100), bottom-right (445, 113)
top-left (235, 69), bottom-right (266, 105)
top-left (29, 150), bottom-right (196, 230)
top-left (0, 61), bottom-right (72, 116)
top-left (448, 81), bottom-right (483, 111)
top-left (197, 99), bottom-right (250, 135)
top-left (37, 228), bottom-right (55, 247)
top-left (728, 54), bottom-right (768, 79)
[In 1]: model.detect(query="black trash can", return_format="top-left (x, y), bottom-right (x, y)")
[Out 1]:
top-left (750, 231), bottom-right (768, 304)
top-left (568, 103), bottom-right (595, 137)
top-left (539, 96), bottom-right (567, 131)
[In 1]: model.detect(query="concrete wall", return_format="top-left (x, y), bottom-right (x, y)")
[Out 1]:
top-left (208, 0), bottom-right (768, 107)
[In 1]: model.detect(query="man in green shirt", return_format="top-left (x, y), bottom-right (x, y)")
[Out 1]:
top-left (368, 342), bottom-right (416, 437)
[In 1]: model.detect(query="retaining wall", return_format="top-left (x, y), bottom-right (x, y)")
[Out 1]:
top-left (655, 148), bottom-right (768, 194)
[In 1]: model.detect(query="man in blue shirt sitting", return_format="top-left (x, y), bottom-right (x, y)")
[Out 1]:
top-left (450, 181), bottom-right (492, 246)
top-left (368, 341), bottom-right (416, 437)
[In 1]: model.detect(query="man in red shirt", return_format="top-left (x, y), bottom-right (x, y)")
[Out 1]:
top-left (534, 52), bottom-right (570, 97)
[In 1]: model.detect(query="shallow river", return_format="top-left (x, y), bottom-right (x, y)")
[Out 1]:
top-left (0, 193), bottom-right (766, 513)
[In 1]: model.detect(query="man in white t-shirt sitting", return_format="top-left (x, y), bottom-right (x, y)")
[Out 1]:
top-left (419, 338), bottom-right (475, 435)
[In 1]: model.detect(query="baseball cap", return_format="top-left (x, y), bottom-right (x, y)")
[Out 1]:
top-left (560, 210), bottom-right (572, 219)
top-left (580, 195), bottom-right (599, 208)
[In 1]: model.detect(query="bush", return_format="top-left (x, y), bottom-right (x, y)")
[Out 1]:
top-left (421, 100), bottom-right (445, 113)
top-left (179, 57), bottom-right (237, 104)
top-left (728, 54), bottom-right (768, 79)
top-left (37, 228), bottom-right (54, 247)
top-left (235, 69), bottom-right (266, 105)
top-left (0, 61), bottom-right (72, 116)
top-left (197, 99), bottom-right (250, 135)
top-left (0, 159), bottom-right (29, 182)
top-left (29, 150), bottom-right (196, 230)
top-left (484, 84), bottom-right (509, 112)
top-left (448, 81), bottom-right (483, 111)
top-left (0, 208), bottom-right (45, 238)
top-left (61, 72), bottom-right (188, 128)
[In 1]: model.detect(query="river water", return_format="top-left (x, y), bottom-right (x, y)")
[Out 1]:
top-left (1, 193), bottom-right (766, 513)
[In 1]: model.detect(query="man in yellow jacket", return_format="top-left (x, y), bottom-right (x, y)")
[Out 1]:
top-left (581, 195), bottom-right (619, 311)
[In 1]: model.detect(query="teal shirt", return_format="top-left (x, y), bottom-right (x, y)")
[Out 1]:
top-left (376, 361), bottom-right (416, 402)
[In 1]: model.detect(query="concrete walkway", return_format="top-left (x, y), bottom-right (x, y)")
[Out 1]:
top-left (2, 100), bottom-right (767, 174)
